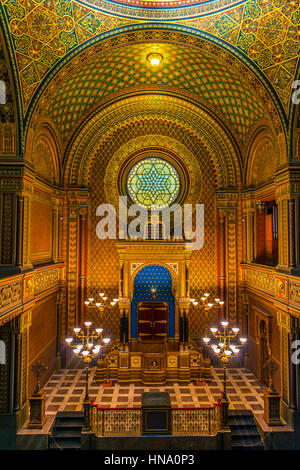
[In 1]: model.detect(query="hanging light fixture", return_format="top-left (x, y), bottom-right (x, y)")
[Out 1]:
top-left (147, 52), bottom-right (163, 67)
top-left (150, 266), bottom-right (157, 299)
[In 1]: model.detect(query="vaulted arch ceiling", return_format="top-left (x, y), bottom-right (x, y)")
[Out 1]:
top-left (1, 0), bottom-right (297, 136)
top-left (26, 28), bottom-right (284, 162)
top-left (63, 94), bottom-right (242, 189)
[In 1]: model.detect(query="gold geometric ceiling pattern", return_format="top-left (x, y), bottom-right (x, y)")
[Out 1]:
top-left (41, 41), bottom-right (267, 144)
top-left (0, 0), bottom-right (299, 128)
top-left (65, 95), bottom-right (240, 188)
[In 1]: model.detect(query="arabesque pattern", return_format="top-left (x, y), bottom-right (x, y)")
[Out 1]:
top-left (1, 0), bottom-right (299, 125)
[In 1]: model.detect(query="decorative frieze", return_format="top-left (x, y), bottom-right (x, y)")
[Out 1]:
top-left (244, 267), bottom-right (275, 294)
top-left (243, 265), bottom-right (300, 311)
top-left (34, 267), bottom-right (60, 294)
top-left (0, 280), bottom-right (22, 315)
top-left (0, 265), bottom-right (62, 323)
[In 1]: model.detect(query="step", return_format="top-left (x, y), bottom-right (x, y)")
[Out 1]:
top-left (53, 419), bottom-right (84, 428)
top-left (229, 409), bottom-right (254, 416)
top-left (232, 443), bottom-right (264, 451)
top-left (49, 438), bottom-right (81, 450)
top-left (55, 411), bottom-right (84, 419)
top-left (231, 429), bottom-right (261, 439)
top-left (228, 420), bottom-right (256, 429)
top-left (52, 429), bottom-right (83, 438)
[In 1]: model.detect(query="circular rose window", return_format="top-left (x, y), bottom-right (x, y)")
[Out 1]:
top-left (126, 157), bottom-right (180, 209)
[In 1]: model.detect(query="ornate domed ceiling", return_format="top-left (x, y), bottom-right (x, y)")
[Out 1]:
top-left (35, 39), bottom-right (271, 145)
top-left (82, 0), bottom-right (241, 12)
top-left (0, 0), bottom-right (299, 154)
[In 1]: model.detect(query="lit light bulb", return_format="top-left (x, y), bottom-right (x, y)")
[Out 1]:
top-left (218, 342), bottom-right (224, 348)
top-left (88, 298), bottom-right (94, 302)
top-left (219, 301), bottom-right (225, 306)
top-left (113, 299), bottom-right (119, 302)
top-left (190, 299), bottom-right (195, 302)
top-left (211, 344), bottom-right (217, 349)
top-left (225, 350), bottom-right (232, 356)
top-left (203, 337), bottom-right (210, 343)
top-left (65, 337), bottom-right (73, 343)
top-left (95, 328), bottom-right (103, 334)
top-left (201, 297), bottom-right (206, 301)
top-left (193, 301), bottom-right (198, 306)
top-left (215, 348), bottom-right (221, 354)
top-left (232, 328), bottom-right (240, 333)
top-left (210, 327), bottom-right (218, 333)
top-left (82, 350), bottom-right (89, 356)
top-left (99, 293), bottom-right (105, 297)
top-left (73, 349), bottom-right (80, 354)
top-left (147, 52), bottom-right (163, 67)
top-left (103, 338), bottom-right (111, 344)
top-left (215, 298), bottom-right (220, 303)
top-left (73, 328), bottom-right (81, 333)
top-left (221, 321), bottom-right (229, 327)
top-left (204, 293), bottom-right (210, 297)
top-left (84, 321), bottom-right (92, 327)
top-left (110, 301), bottom-right (116, 306)
top-left (207, 303), bottom-right (213, 308)
top-left (84, 301), bottom-right (90, 305)
top-left (240, 338), bottom-right (247, 343)
top-left (103, 297), bottom-right (107, 301)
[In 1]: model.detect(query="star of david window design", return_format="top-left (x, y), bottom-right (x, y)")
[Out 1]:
top-left (126, 158), bottom-right (180, 209)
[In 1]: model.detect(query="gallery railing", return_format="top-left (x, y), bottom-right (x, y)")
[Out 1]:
top-left (90, 401), bottom-right (222, 436)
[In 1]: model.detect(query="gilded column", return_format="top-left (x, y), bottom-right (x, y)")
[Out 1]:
top-left (67, 206), bottom-right (79, 330)
top-left (247, 209), bottom-right (255, 264)
top-left (16, 195), bottom-right (24, 268)
top-left (12, 308), bottom-right (32, 428)
top-left (289, 198), bottom-right (296, 268)
top-left (218, 210), bottom-right (226, 301)
top-left (79, 207), bottom-right (88, 324)
top-left (242, 210), bottom-right (247, 264)
top-left (295, 197), bottom-right (300, 267)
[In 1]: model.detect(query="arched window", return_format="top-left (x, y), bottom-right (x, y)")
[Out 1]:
top-left (0, 81), bottom-right (6, 105)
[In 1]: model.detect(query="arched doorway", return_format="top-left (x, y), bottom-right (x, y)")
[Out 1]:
top-left (131, 265), bottom-right (175, 339)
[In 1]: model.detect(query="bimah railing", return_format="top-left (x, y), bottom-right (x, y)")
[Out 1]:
top-left (90, 401), bottom-right (222, 436)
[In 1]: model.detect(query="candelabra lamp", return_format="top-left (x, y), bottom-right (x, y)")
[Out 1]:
top-left (191, 293), bottom-right (224, 343)
top-left (191, 293), bottom-right (224, 385)
top-left (65, 321), bottom-right (111, 431)
top-left (28, 361), bottom-right (48, 429)
top-left (203, 321), bottom-right (247, 429)
top-left (85, 293), bottom-right (119, 314)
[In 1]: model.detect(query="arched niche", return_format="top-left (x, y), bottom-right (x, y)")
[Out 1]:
top-left (26, 123), bottom-right (61, 185)
top-left (246, 126), bottom-right (278, 188)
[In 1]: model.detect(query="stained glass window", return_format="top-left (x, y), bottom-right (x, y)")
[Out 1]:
top-left (126, 158), bottom-right (180, 209)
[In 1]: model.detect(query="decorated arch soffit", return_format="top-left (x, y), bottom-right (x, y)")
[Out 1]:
top-left (65, 94), bottom-right (241, 188)
top-left (29, 32), bottom-right (283, 154)
top-left (0, 0), bottom-right (298, 142)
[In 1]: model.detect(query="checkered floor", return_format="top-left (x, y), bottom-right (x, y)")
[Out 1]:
top-left (44, 367), bottom-right (265, 415)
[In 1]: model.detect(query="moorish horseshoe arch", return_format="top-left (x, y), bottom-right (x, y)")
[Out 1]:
top-left (130, 264), bottom-right (176, 339)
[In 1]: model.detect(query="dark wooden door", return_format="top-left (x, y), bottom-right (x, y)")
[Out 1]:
top-left (138, 301), bottom-right (168, 341)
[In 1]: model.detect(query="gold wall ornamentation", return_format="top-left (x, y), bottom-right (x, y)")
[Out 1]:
top-left (64, 95), bottom-right (240, 189)
top-left (0, 280), bottom-right (22, 315)
top-left (0, 265), bottom-right (63, 324)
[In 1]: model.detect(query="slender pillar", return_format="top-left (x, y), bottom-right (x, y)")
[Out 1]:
top-left (16, 195), bottom-right (24, 267)
top-left (289, 198), bottom-right (296, 268)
